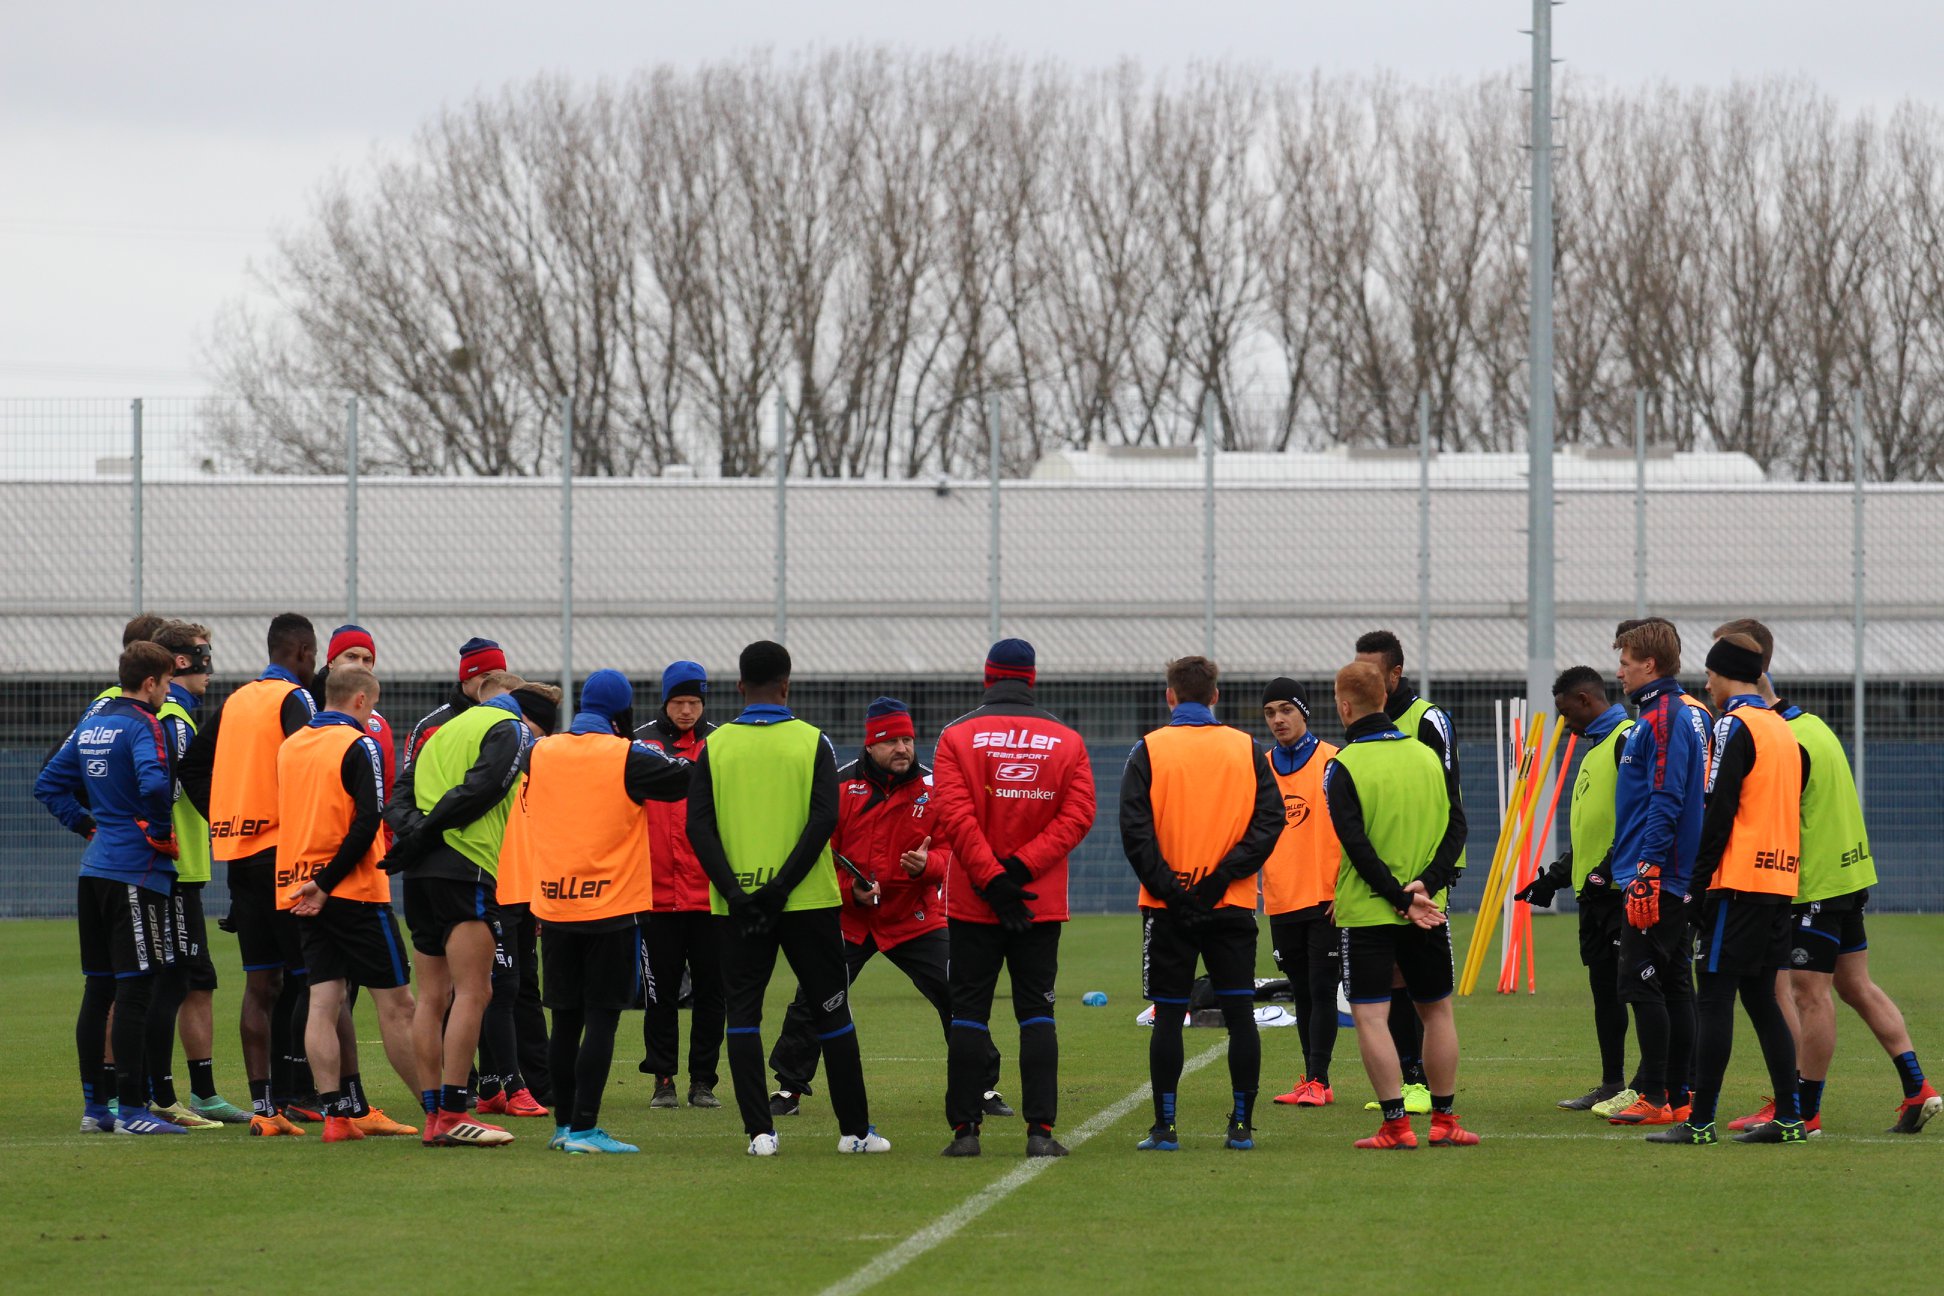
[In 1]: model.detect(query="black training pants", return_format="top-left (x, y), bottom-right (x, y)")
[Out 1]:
top-left (720, 908), bottom-right (869, 1139)
top-left (946, 918), bottom-right (1060, 1132)
top-left (642, 909), bottom-right (725, 1087)
top-left (770, 928), bottom-right (1001, 1095)
top-left (509, 905), bottom-right (552, 1101)
top-left (1270, 912), bottom-right (1340, 1083)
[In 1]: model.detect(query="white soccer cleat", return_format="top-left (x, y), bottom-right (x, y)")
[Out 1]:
top-left (838, 1126), bottom-right (892, 1154)
top-left (748, 1131), bottom-right (780, 1157)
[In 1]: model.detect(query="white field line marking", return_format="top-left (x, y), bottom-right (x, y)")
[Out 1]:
top-left (816, 1040), bottom-right (1229, 1296)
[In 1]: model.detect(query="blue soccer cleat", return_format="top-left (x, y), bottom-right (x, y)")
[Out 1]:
top-left (80, 1104), bottom-right (117, 1134)
top-left (1136, 1124), bottom-right (1179, 1151)
top-left (562, 1128), bottom-right (638, 1154)
top-left (114, 1107), bottom-right (189, 1135)
top-left (549, 1124), bottom-right (572, 1151)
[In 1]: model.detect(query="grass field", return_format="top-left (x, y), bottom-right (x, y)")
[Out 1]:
top-left (5, 912), bottom-right (1941, 1295)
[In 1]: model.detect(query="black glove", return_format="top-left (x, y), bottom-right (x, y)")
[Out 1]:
top-left (1190, 872), bottom-right (1230, 908)
top-left (382, 829), bottom-right (433, 874)
top-left (1000, 856), bottom-right (1032, 887)
top-left (75, 816), bottom-right (97, 841)
top-left (1167, 886), bottom-right (1215, 931)
top-left (981, 872), bottom-right (1038, 933)
top-left (738, 884), bottom-right (787, 938)
top-left (1584, 851), bottom-right (1614, 892)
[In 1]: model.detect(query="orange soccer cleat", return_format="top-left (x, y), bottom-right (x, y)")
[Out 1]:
top-left (1354, 1117), bottom-right (1417, 1150)
top-left (501, 1088), bottom-right (550, 1118)
top-left (1607, 1096), bottom-right (1675, 1126)
top-left (1726, 1097), bottom-right (1775, 1132)
top-left (1271, 1076), bottom-right (1309, 1106)
top-left (248, 1111), bottom-right (307, 1137)
top-left (351, 1108), bottom-right (419, 1137)
top-left (1428, 1113), bottom-right (1480, 1146)
top-left (1294, 1078), bottom-right (1334, 1107)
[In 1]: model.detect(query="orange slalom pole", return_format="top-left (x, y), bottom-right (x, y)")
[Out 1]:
top-left (1520, 733), bottom-right (1577, 995)
top-left (1462, 717), bottom-right (1559, 995)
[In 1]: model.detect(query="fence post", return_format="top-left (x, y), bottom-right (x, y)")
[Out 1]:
top-left (345, 397), bottom-right (359, 623)
top-left (560, 397), bottom-right (574, 703)
top-left (1852, 389), bottom-right (1866, 799)
top-left (1202, 391), bottom-right (1217, 657)
top-left (1634, 389), bottom-right (1647, 619)
top-left (131, 398), bottom-right (143, 615)
top-left (1418, 391), bottom-right (1432, 699)
top-left (988, 393), bottom-right (1002, 641)
top-left (774, 393), bottom-right (789, 644)
top-left (1525, 0), bottom-right (1558, 715)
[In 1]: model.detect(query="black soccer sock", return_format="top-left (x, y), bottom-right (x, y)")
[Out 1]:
top-left (344, 1073), bottom-right (370, 1117)
top-left (1689, 972), bottom-right (1740, 1126)
top-left (1630, 999), bottom-right (1670, 1099)
top-left (1017, 1018), bottom-right (1060, 1133)
top-left (1893, 1051), bottom-right (1926, 1100)
top-left (286, 973), bottom-right (313, 1097)
top-left (111, 975), bottom-right (155, 1111)
top-left (76, 975), bottom-right (114, 1106)
top-left (1432, 1092), bottom-right (1455, 1115)
top-left (1288, 963), bottom-right (1314, 1063)
top-left (1589, 963), bottom-right (1628, 1085)
top-left (145, 967), bottom-right (186, 1108)
top-left (1307, 957), bottom-right (1340, 1086)
top-left (249, 1078), bottom-right (274, 1118)
top-left (1667, 994), bottom-right (1696, 1103)
top-left (573, 1006), bottom-right (622, 1131)
top-left (548, 1007), bottom-right (585, 1131)
top-left (270, 975), bottom-right (300, 1103)
top-left (1739, 975), bottom-right (1800, 1122)
top-left (1149, 1008), bottom-right (1186, 1127)
top-left (1219, 996), bottom-right (1260, 1105)
top-left (320, 1089), bottom-right (345, 1118)
top-left (1389, 989), bottom-right (1426, 1086)
top-left (1797, 1076), bottom-right (1825, 1119)
top-left (101, 1063), bottom-right (120, 1103)
top-left (439, 1084), bottom-right (469, 1116)
top-left (1380, 1096), bottom-right (1407, 1122)
top-left (188, 1058), bottom-right (216, 1101)
top-left (946, 1021), bottom-right (990, 1132)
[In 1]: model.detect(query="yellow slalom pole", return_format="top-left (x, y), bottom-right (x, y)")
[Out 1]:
top-left (1460, 721), bottom-right (1539, 993)
top-left (1461, 716), bottom-right (1562, 994)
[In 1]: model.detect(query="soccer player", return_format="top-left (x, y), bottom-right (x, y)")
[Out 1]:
top-left (1325, 661), bottom-right (1477, 1149)
top-left (385, 669), bottom-right (536, 1147)
top-left (147, 620), bottom-right (249, 1126)
top-left (1515, 665), bottom-right (1635, 1111)
top-left (1709, 620), bottom-right (1938, 1136)
top-left (308, 625), bottom-right (395, 795)
top-left (932, 638), bottom-right (1097, 1159)
top-left (1353, 630), bottom-right (1467, 1115)
top-left (1648, 633), bottom-right (1808, 1146)
top-left (685, 641), bottom-right (886, 1156)
top-left (1259, 678), bottom-right (1344, 1108)
top-left (1121, 657), bottom-right (1283, 1152)
top-left (281, 665), bottom-right (420, 1142)
top-left (36, 640), bottom-right (188, 1135)
top-left (402, 637), bottom-right (509, 765)
top-left (768, 698), bottom-right (1009, 1121)
top-left (1597, 619), bottom-right (1711, 1129)
top-left (488, 683), bottom-right (560, 1117)
top-left (634, 660), bottom-right (726, 1110)
top-left (523, 670), bottom-right (692, 1154)
top-left (177, 612), bottom-right (320, 1136)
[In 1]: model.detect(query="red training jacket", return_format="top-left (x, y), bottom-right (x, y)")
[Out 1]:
top-left (834, 757), bottom-right (953, 949)
top-left (634, 716), bottom-right (715, 912)
top-left (931, 681), bottom-right (1096, 924)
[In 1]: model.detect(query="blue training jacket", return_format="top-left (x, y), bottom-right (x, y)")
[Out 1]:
top-left (1609, 677), bottom-right (1711, 895)
top-left (35, 695), bottom-right (178, 891)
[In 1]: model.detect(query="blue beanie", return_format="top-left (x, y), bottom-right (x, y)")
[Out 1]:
top-left (661, 660), bottom-right (708, 700)
top-left (580, 669), bottom-right (634, 719)
top-left (985, 637), bottom-right (1036, 685)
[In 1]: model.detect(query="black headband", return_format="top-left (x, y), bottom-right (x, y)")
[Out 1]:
top-left (1705, 638), bottom-right (1765, 684)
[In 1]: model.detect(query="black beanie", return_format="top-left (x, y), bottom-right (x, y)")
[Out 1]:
top-left (1260, 676), bottom-right (1310, 718)
top-left (1705, 638), bottom-right (1765, 685)
top-left (510, 686), bottom-right (561, 736)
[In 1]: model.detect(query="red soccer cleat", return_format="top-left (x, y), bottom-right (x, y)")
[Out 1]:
top-left (475, 1091), bottom-right (508, 1116)
top-left (322, 1115), bottom-right (366, 1143)
top-left (1354, 1117), bottom-right (1417, 1150)
top-left (1294, 1079), bottom-right (1334, 1107)
top-left (1726, 1096), bottom-right (1775, 1131)
top-left (1428, 1113), bottom-right (1480, 1146)
top-left (282, 1101), bottom-right (324, 1123)
top-left (1271, 1076), bottom-right (1309, 1106)
top-left (1608, 1096), bottom-right (1675, 1126)
top-left (502, 1088), bottom-right (550, 1118)
top-left (1888, 1083), bottom-right (1942, 1134)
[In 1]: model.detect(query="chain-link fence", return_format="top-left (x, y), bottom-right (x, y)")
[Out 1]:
top-left (5, 395), bottom-right (1940, 916)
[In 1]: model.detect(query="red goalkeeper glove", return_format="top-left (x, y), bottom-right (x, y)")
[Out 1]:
top-left (137, 819), bottom-right (179, 861)
top-left (1624, 863), bottom-right (1660, 930)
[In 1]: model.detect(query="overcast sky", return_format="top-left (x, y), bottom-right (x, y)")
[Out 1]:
top-left (5, 1), bottom-right (1939, 397)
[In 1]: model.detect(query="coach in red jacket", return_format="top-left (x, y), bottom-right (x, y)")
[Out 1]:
top-left (932, 640), bottom-right (1096, 1159)
top-left (632, 660), bottom-right (725, 1110)
top-left (766, 699), bottom-right (1010, 1119)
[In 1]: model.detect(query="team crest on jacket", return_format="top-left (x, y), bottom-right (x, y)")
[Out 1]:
top-left (1284, 795), bottom-right (1310, 827)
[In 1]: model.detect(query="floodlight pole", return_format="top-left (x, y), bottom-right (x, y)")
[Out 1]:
top-left (1526, 0), bottom-right (1558, 715)
top-left (346, 397), bottom-right (359, 623)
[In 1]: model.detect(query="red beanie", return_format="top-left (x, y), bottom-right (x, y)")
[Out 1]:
top-left (863, 697), bottom-right (915, 745)
top-left (327, 624), bottom-right (375, 665)
top-left (458, 637), bottom-right (507, 681)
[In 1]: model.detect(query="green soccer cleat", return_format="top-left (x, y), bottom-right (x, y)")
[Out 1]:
top-left (1644, 1120), bottom-right (1718, 1145)
top-left (1402, 1084), bottom-right (1433, 1115)
top-left (1591, 1087), bottom-right (1640, 1119)
top-left (188, 1095), bottom-right (253, 1124)
top-left (154, 1101), bottom-right (223, 1130)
